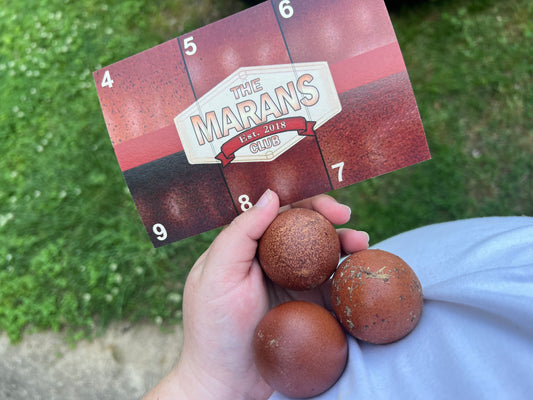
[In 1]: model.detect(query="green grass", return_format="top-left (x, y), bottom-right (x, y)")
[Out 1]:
top-left (336, 0), bottom-right (533, 240)
top-left (0, 0), bottom-right (245, 342)
top-left (1, 0), bottom-right (531, 342)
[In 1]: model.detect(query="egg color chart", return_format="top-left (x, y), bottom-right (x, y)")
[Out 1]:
top-left (93, 0), bottom-right (430, 247)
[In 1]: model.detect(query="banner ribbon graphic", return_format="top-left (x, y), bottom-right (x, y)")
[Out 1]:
top-left (215, 117), bottom-right (316, 166)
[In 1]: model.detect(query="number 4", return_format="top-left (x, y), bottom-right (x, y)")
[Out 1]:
top-left (331, 162), bottom-right (345, 182)
top-left (101, 70), bottom-right (114, 88)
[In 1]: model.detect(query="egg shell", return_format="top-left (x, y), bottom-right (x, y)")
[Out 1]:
top-left (254, 301), bottom-right (348, 398)
top-left (331, 249), bottom-right (423, 344)
top-left (258, 208), bottom-right (341, 290)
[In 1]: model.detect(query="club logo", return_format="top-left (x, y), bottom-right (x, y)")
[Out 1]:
top-left (175, 62), bottom-right (341, 165)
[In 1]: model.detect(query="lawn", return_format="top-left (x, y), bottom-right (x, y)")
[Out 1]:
top-left (1, 0), bottom-right (531, 342)
top-left (340, 0), bottom-right (533, 240)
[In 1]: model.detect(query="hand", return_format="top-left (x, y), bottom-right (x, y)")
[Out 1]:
top-left (143, 189), bottom-right (369, 400)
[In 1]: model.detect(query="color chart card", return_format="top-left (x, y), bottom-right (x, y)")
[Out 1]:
top-left (93, 0), bottom-right (430, 247)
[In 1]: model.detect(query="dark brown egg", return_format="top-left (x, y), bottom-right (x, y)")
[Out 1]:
top-left (253, 301), bottom-right (348, 398)
top-left (331, 249), bottom-right (423, 344)
top-left (258, 208), bottom-right (340, 290)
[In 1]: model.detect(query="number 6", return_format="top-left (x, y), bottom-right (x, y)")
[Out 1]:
top-left (279, 0), bottom-right (294, 19)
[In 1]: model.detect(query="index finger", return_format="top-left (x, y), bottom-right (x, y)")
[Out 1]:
top-left (281, 194), bottom-right (352, 225)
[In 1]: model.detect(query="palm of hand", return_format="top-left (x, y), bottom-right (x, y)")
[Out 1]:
top-left (176, 193), bottom-right (368, 400)
top-left (266, 277), bottom-right (333, 310)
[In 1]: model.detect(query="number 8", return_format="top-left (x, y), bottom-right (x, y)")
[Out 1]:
top-left (279, 0), bottom-right (294, 19)
top-left (239, 194), bottom-right (253, 212)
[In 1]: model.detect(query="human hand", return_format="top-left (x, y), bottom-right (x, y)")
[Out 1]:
top-left (143, 189), bottom-right (369, 400)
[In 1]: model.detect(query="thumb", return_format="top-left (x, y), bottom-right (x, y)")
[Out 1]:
top-left (204, 189), bottom-right (280, 275)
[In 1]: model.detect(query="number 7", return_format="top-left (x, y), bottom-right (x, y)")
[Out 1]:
top-left (331, 162), bottom-right (345, 182)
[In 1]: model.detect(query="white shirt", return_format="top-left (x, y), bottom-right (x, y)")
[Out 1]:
top-left (270, 216), bottom-right (533, 400)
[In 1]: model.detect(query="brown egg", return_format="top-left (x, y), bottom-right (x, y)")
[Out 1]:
top-left (331, 249), bottom-right (423, 344)
top-left (258, 208), bottom-right (340, 290)
top-left (254, 301), bottom-right (348, 398)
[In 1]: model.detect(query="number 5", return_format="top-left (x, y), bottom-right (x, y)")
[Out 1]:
top-left (279, 0), bottom-right (294, 19)
top-left (183, 36), bottom-right (197, 56)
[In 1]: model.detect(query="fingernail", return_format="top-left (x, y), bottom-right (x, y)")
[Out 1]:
top-left (361, 231), bottom-right (370, 243)
top-left (255, 188), bottom-right (273, 208)
top-left (343, 204), bottom-right (352, 217)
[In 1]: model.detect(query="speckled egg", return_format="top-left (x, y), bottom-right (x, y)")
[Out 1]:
top-left (258, 208), bottom-right (340, 290)
top-left (253, 301), bottom-right (348, 398)
top-left (331, 249), bottom-right (423, 344)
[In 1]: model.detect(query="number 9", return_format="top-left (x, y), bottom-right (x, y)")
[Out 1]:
top-left (153, 223), bottom-right (168, 241)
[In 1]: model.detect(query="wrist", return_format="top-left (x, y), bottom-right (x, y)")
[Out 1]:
top-left (175, 359), bottom-right (231, 400)
top-left (174, 351), bottom-right (273, 400)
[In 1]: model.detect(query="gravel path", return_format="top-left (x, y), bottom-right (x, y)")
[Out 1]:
top-left (0, 323), bottom-right (183, 400)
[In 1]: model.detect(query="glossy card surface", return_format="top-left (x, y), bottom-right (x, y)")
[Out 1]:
top-left (94, 0), bottom-right (430, 247)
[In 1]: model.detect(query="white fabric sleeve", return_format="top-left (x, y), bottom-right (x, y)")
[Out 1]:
top-left (269, 216), bottom-right (533, 400)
